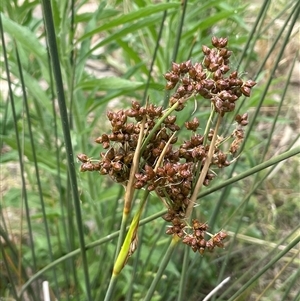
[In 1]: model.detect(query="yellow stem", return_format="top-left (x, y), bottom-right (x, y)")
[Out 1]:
top-left (185, 114), bottom-right (223, 219)
top-left (123, 115), bottom-right (146, 214)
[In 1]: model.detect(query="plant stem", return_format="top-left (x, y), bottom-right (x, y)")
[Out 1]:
top-left (227, 235), bottom-right (300, 301)
top-left (143, 235), bottom-right (180, 301)
top-left (115, 116), bottom-right (146, 258)
top-left (185, 114), bottom-right (223, 219)
top-left (104, 188), bottom-right (149, 301)
top-left (178, 246), bottom-right (189, 301)
top-left (41, 0), bottom-right (92, 299)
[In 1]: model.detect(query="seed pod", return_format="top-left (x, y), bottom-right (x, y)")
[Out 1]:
top-left (244, 79), bottom-right (256, 88)
top-left (77, 153), bottom-right (89, 163)
top-left (172, 62), bottom-right (180, 73)
top-left (202, 45), bottom-right (211, 55)
top-left (189, 67), bottom-right (197, 79)
top-left (164, 72), bottom-right (172, 81)
top-left (165, 81), bottom-right (176, 90)
top-left (170, 73), bottom-right (179, 83)
top-left (240, 85), bottom-right (251, 97)
top-left (219, 37), bottom-right (228, 48)
top-left (211, 36), bottom-right (219, 47)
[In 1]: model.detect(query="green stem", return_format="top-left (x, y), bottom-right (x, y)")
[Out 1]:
top-left (141, 101), bottom-right (179, 153)
top-left (227, 235), bottom-right (300, 301)
top-left (104, 189), bottom-right (150, 301)
top-left (18, 146), bottom-right (300, 298)
top-left (143, 235), bottom-right (180, 301)
top-left (41, 0), bottom-right (91, 299)
top-left (177, 246), bottom-right (189, 301)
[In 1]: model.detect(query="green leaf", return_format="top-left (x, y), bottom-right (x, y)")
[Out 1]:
top-left (79, 3), bottom-right (179, 41)
top-left (77, 77), bottom-right (144, 90)
top-left (1, 13), bottom-right (47, 62)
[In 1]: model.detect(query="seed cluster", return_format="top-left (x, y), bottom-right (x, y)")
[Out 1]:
top-left (78, 37), bottom-right (256, 254)
top-left (165, 37), bottom-right (256, 116)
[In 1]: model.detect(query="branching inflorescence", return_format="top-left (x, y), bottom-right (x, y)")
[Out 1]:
top-left (78, 37), bottom-right (256, 255)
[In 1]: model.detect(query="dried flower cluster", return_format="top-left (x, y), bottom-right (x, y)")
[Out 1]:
top-left (78, 37), bottom-right (256, 254)
top-left (165, 36), bottom-right (256, 116)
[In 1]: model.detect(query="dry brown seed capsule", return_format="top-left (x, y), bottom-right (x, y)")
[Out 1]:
top-left (172, 62), bottom-right (180, 73)
top-left (168, 136), bottom-right (177, 145)
top-left (235, 114), bottom-right (242, 123)
top-left (166, 227), bottom-right (174, 235)
top-left (189, 67), bottom-right (197, 79)
top-left (213, 69), bottom-right (222, 81)
top-left (77, 154), bottom-right (89, 163)
top-left (204, 56), bottom-right (211, 68)
top-left (194, 229), bottom-right (203, 238)
top-left (202, 45), bottom-right (211, 55)
top-left (244, 80), bottom-right (256, 88)
top-left (203, 79), bottom-right (215, 90)
top-left (106, 111), bottom-right (114, 120)
top-left (132, 100), bottom-right (140, 110)
top-left (211, 36), bottom-right (219, 47)
top-left (81, 162), bottom-right (95, 171)
top-left (125, 108), bottom-right (137, 117)
top-left (182, 235), bottom-right (193, 245)
top-left (145, 164), bottom-right (155, 180)
top-left (228, 94), bottom-right (238, 102)
top-left (212, 234), bottom-right (224, 248)
top-left (206, 239), bottom-right (214, 251)
top-left (152, 148), bottom-right (161, 157)
top-left (241, 119), bottom-right (249, 126)
top-left (163, 213), bottom-right (173, 222)
top-left (240, 85), bottom-right (251, 97)
top-left (102, 141), bottom-right (110, 149)
top-left (219, 48), bottom-right (227, 57)
top-left (235, 78), bottom-right (244, 86)
top-left (214, 97), bottom-right (223, 113)
top-left (219, 37), bottom-right (228, 48)
top-left (166, 81), bottom-right (176, 90)
top-left (180, 62), bottom-right (188, 73)
top-left (124, 152), bottom-right (134, 165)
top-left (208, 129), bottom-right (214, 141)
top-left (105, 148), bottom-right (115, 160)
top-left (217, 56), bottom-right (224, 65)
top-left (216, 79), bottom-right (229, 90)
top-left (224, 50), bottom-right (232, 59)
top-left (209, 63), bottom-right (219, 72)
top-left (229, 70), bottom-right (237, 78)
top-left (111, 161), bottom-right (122, 172)
top-left (182, 76), bottom-right (191, 86)
top-left (195, 83), bottom-right (203, 92)
top-left (185, 59), bottom-right (192, 69)
top-left (134, 181), bottom-right (145, 189)
top-left (96, 134), bottom-right (109, 144)
top-left (165, 115), bottom-right (177, 124)
top-left (177, 86), bottom-right (186, 97)
top-left (241, 112), bottom-right (248, 120)
top-left (177, 231), bottom-right (184, 238)
top-left (220, 65), bottom-right (230, 74)
top-left (218, 231), bottom-right (227, 240)
top-left (164, 72), bottom-right (172, 81)
top-left (170, 73), bottom-right (180, 83)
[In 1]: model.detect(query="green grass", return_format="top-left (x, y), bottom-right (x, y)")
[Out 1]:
top-left (1, 0), bottom-right (299, 300)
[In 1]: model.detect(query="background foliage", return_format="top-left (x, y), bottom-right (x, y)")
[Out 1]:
top-left (1, 0), bottom-right (299, 300)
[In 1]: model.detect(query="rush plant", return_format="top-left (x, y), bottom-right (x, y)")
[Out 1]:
top-left (78, 37), bottom-right (256, 300)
